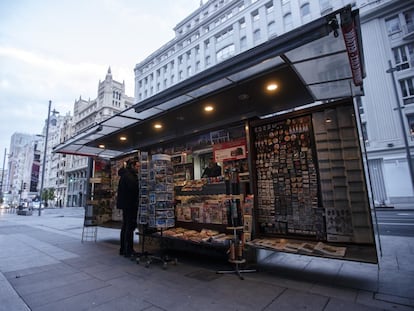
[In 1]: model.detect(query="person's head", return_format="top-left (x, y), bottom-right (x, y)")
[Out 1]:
top-left (126, 158), bottom-right (140, 173)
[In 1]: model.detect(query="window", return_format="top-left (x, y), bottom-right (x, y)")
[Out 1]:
top-left (284, 13), bottom-right (293, 31)
top-left (393, 45), bottom-right (410, 70)
top-left (400, 77), bottom-right (414, 105)
top-left (268, 21), bottom-right (276, 36)
top-left (386, 16), bottom-right (401, 35)
top-left (300, 3), bottom-right (311, 22)
top-left (252, 10), bottom-right (260, 22)
top-left (240, 36), bottom-right (247, 49)
top-left (266, 2), bottom-right (274, 14)
top-left (404, 9), bottom-right (414, 33)
top-left (319, 0), bottom-right (331, 12)
top-left (239, 18), bottom-right (246, 29)
top-left (216, 44), bottom-right (235, 62)
top-left (216, 27), bottom-right (234, 42)
top-left (253, 29), bottom-right (261, 42)
top-left (407, 114), bottom-right (414, 136)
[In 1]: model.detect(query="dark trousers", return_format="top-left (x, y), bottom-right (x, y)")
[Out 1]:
top-left (120, 207), bottom-right (137, 255)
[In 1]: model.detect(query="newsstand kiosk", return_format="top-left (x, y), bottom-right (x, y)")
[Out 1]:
top-left (55, 6), bottom-right (379, 271)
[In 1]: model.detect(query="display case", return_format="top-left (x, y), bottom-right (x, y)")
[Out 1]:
top-left (252, 114), bottom-right (324, 239)
top-left (87, 158), bottom-right (112, 225)
top-left (148, 154), bottom-right (175, 229)
top-left (248, 101), bottom-right (377, 263)
top-left (138, 151), bottom-right (150, 225)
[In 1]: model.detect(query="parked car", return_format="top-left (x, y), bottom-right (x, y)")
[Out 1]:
top-left (0, 203), bottom-right (10, 209)
top-left (17, 202), bottom-right (33, 216)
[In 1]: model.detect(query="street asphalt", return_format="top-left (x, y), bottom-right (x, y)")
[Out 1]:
top-left (0, 206), bottom-right (413, 311)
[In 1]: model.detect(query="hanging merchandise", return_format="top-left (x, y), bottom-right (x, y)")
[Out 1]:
top-left (148, 154), bottom-right (175, 229)
top-left (138, 151), bottom-right (150, 224)
top-left (253, 115), bottom-right (324, 238)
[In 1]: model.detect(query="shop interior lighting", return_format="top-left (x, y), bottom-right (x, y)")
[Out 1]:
top-left (154, 123), bottom-right (163, 129)
top-left (325, 118), bottom-right (333, 123)
top-left (266, 83), bottom-right (278, 91)
top-left (120, 136), bottom-right (127, 141)
top-left (98, 144), bottom-right (105, 149)
top-left (204, 105), bottom-right (214, 112)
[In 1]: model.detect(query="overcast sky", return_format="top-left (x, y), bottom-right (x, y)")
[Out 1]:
top-left (0, 0), bottom-right (200, 164)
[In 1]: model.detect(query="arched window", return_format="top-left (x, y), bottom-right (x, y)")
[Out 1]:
top-left (268, 21), bottom-right (276, 36)
top-left (300, 3), bottom-right (311, 23)
top-left (283, 12), bottom-right (293, 31)
top-left (216, 44), bottom-right (235, 62)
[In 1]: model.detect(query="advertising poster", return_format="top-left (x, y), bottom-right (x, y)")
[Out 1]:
top-left (213, 138), bottom-right (247, 162)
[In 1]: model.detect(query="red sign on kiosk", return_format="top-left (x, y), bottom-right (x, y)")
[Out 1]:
top-left (213, 138), bottom-right (247, 162)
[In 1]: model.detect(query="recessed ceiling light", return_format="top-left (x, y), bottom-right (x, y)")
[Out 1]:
top-left (154, 123), bottom-right (162, 129)
top-left (204, 105), bottom-right (214, 112)
top-left (120, 136), bottom-right (127, 141)
top-left (266, 83), bottom-right (278, 91)
top-left (98, 144), bottom-right (105, 149)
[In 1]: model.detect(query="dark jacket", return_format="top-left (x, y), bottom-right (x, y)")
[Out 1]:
top-left (116, 167), bottom-right (139, 211)
top-left (202, 163), bottom-right (222, 178)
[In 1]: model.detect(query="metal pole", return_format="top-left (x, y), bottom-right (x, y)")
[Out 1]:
top-left (39, 100), bottom-right (52, 216)
top-left (387, 60), bottom-right (414, 193)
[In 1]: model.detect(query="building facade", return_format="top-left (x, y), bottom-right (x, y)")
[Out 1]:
top-left (38, 110), bottom-right (70, 207)
top-left (358, 0), bottom-right (414, 207)
top-left (6, 133), bottom-right (41, 205)
top-left (65, 68), bottom-right (134, 207)
top-left (133, 0), bottom-right (414, 207)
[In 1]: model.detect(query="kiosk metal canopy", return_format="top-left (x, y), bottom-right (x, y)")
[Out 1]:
top-left (54, 6), bottom-right (364, 158)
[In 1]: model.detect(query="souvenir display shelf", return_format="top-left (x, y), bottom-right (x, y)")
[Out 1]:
top-left (252, 115), bottom-right (325, 239)
top-left (87, 158), bottom-right (112, 225)
top-left (136, 153), bottom-right (177, 269)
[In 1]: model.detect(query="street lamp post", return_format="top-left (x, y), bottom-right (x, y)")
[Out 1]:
top-left (386, 60), bottom-right (414, 193)
top-left (38, 100), bottom-right (52, 216)
top-left (0, 148), bottom-right (6, 201)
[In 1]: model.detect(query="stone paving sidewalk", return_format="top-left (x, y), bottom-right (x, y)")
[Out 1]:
top-left (0, 207), bottom-right (413, 311)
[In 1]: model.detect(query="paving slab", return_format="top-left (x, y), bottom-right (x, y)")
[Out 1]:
top-left (0, 207), bottom-right (414, 311)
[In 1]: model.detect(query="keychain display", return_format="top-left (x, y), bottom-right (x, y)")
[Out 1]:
top-left (253, 115), bottom-right (324, 238)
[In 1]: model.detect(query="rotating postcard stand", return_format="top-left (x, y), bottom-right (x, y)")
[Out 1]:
top-left (216, 168), bottom-right (256, 280)
top-left (136, 153), bottom-right (177, 269)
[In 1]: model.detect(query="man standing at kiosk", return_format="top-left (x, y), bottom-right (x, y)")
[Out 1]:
top-left (201, 158), bottom-right (222, 178)
top-left (117, 158), bottom-right (140, 257)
